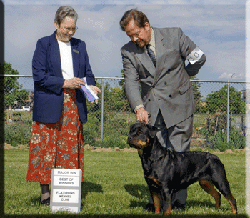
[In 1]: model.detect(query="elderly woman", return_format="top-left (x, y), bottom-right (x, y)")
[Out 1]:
top-left (26, 6), bottom-right (100, 205)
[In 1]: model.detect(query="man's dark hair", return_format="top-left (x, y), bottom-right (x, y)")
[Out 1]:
top-left (120, 9), bottom-right (150, 31)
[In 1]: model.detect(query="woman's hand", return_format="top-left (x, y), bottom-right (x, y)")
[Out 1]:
top-left (63, 78), bottom-right (101, 104)
top-left (63, 77), bottom-right (85, 89)
top-left (89, 85), bottom-right (101, 104)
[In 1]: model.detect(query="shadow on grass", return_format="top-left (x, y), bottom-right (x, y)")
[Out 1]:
top-left (81, 181), bottom-right (103, 202)
top-left (124, 184), bottom-right (149, 208)
top-left (124, 184), bottom-right (237, 212)
top-left (187, 199), bottom-right (237, 214)
top-left (187, 199), bottom-right (215, 209)
top-left (30, 196), bottom-right (42, 206)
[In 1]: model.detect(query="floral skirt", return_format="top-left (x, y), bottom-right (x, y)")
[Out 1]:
top-left (26, 89), bottom-right (84, 184)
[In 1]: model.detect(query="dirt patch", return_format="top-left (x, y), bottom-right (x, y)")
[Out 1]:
top-left (190, 146), bottom-right (245, 154)
top-left (84, 144), bottom-right (137, 153)
top-left (190, 138), bottom-right (206, 147)
top-left (3, 143), bottom-right (138, 153)
top-left (3, 143), bottom-right (245, 154)
top-left (4, 143), bottom-right (29, 150)
top-left (4, 143), bottom-right (17, 149)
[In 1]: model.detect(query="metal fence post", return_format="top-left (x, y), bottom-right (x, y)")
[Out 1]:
top-left (101, 78), bottom-right (104, 143)
top-left (227, 80), bottom-right (230, 143)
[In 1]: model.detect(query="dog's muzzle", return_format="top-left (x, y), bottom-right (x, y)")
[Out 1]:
top-left (127, 137), bottom-right (149, 150)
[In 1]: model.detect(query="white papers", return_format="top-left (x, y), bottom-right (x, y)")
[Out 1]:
top-left (80, 77), bottom-right (99, 101)
top-left (186, 47), bottom-right (204, 64)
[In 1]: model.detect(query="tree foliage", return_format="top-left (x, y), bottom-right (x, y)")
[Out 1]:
top-left (205, 85), bottom-right (245, 114)
top-left (87, 71), bottom-right (245, 116)
top-left (4, 62), bottom-right (29, 108)
top-left (190, 75), bottom-right (204, 113)
top-left (87, 71), bottom-right (204, 114)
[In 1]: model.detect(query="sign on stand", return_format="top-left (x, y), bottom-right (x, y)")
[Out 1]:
top-left (51, 169), bottom-right (82, 213)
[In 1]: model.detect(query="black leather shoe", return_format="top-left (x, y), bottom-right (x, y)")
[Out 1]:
top-left (40, 197), bottom-right (50, 206)
top-left (172, 201), bottom-right (185, 211)
top-left (144, 203), bottom-right (155, 212)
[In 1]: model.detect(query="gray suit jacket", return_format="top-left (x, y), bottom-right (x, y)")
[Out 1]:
top-left (121, 27), bottom-right (206, 128)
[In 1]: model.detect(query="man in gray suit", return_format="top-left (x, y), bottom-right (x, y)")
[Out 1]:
top-left (120, 9), bottom-right (206, 211)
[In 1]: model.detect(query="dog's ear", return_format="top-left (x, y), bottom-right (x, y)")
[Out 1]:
top-left (147, 124), bottom-right (158, 138)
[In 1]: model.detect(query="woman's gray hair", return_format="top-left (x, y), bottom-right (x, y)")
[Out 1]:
top-left (54, 6), bottom-right (78, 26)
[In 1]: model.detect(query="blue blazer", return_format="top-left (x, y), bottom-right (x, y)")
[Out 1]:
top-left (32, 31), bottom-right (96, 124)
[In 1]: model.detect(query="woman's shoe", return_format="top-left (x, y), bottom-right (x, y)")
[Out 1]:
top-left (40, 197), bottom-right (50, 206)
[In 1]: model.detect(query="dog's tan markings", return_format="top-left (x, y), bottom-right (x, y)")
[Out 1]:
top-left (199, 180), bottom-right (237, 214)
top-left (137, 140), bottom-right (147, 147)
top-left (225, 194), bottom-right (237, 214)
top-left (199, 180), bottom-right (221, 209)
top-left (148, 176), bottom-right (159, 185)
top-left (129, 139), bottom-right (147, 147)
top-left (137, 138), bottom-right (149, 150)
top-left (152, 193), bottom-right (161, 214)
top-left (153, 178), bottom-right (159, 184)
top-left (137, 138), bottom-right (150, 155)
top-left (163, 199), bottom-right (172, 215)
top-left (137, 149), bottom-right (143, 156)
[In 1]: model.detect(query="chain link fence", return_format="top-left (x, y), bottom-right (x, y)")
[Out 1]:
top-left (3, 75), bottom-right (247, 150)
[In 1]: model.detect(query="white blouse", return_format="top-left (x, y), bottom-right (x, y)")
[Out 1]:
top-left (58, 40), bottom-right (74, 79)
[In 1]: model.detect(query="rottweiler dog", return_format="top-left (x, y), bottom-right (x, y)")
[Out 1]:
top-left (127, 122), bottom-right (237, 215)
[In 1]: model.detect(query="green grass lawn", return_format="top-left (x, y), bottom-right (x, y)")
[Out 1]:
top-left (4, 149), bottom-right (246, 216)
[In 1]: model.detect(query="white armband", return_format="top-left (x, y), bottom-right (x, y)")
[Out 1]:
top-left (186, 47), bottom-right (204, 64)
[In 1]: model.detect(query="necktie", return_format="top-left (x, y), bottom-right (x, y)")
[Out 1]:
top-left (146, 44), bottom-right (156, 67)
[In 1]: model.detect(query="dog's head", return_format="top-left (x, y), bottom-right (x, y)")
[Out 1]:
top-left (127, 122), bottom-right (157, 150)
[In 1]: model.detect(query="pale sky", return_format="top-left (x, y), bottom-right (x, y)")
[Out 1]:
top-left (2, 0), bottom-right (246, 83)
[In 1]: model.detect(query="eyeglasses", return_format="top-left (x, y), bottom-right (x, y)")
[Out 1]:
top-left (127, 28), bottom-right (142, 40)
top-left (62, 26), bottom-right (78, 32)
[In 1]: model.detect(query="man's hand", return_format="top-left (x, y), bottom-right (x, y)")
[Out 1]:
top-left (136, 107), bottom-right (150, 123)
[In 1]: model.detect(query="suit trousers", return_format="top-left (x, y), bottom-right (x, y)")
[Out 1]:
top-left (150, 110), bottom-right (193, 205)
